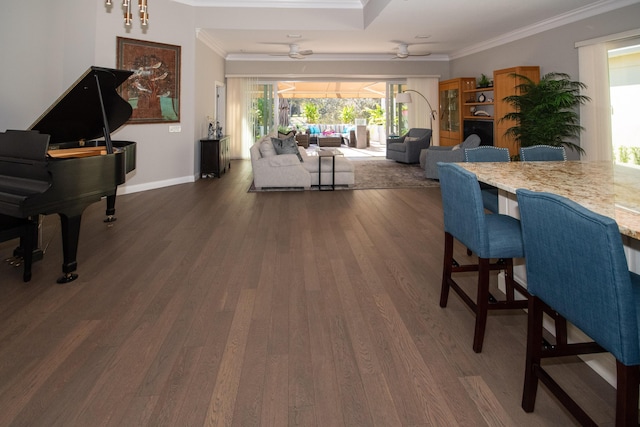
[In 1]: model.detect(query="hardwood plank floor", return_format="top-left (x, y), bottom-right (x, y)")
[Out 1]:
top-left (0, 159), bottom-right (617, 426)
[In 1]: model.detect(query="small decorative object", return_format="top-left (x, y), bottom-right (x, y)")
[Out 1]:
top-left (478, 93), bottom-right (486, 103)
top-left (207, 116), bottom-right (214, 139)
top-left (478, 73), bottom-right (490, 88)
top-left (215, 121), bottom-right (223, 139)
top-left (470, 106), bottom-right (477, 113)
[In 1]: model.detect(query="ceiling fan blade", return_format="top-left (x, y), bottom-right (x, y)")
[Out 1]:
top-left (298, 49), bottom-right (313, 56)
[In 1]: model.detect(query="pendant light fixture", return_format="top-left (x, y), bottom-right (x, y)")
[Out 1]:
top-left (105, 0), bottom-right (149, 28)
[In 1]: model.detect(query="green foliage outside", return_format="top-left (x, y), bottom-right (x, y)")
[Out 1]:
top-left (618, 146), bottom-right (630, 163)
top-left (501, 72), bottom-right (590, 154)
top-left (290, 98), bottom-right (382, 125)
top-left (303, 103), bottom-right (320, 123)
top-left (340, 105), bottom-right (355, 124)
top-left (366, 104), bottom-right (385, 126)
top-left (614, 146), bottom-right (640, 165)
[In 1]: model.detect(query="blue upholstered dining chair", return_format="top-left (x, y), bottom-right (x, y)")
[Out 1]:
top-left (437, 162), bottom-right (528, 353)
top-left (464, 146), bottom-right (510, 214)
top-left (517, 189), bottom-right (640, 426)
top-left (519, 145), bottom-right (567, 161)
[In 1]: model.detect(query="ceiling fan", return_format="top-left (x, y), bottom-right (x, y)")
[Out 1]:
top-left (269, 44), bottom-right (313, 59)
top-left (391, 42), bottom-right (432, 59)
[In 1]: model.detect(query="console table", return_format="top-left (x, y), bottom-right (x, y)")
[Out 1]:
top-left (200, 136), bottom-right (230, 178)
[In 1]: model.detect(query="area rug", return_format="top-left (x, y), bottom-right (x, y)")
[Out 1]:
top-left (248, 158), bottom-right (439, 192)
top-left (351, 158), bottom-right (439, 190)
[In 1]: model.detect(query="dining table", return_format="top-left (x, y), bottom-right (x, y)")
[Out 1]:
top-left (456, 160), bottom-right (640, 386)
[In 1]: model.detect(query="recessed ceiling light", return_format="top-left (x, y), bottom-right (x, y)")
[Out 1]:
top-left (287, 34), bottom-right (302, 39)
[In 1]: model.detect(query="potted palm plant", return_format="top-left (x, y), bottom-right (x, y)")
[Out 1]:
top-left (501, 72), bottom-right (590, 155)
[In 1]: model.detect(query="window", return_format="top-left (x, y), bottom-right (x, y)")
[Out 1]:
top-left (608, 42), bottom-right (640, 166)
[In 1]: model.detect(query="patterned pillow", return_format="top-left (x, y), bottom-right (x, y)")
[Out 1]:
top-left (278, 131), bottom-right (295, 139)
top-left (271, 136), bottom-right (303, 162)
top-left (404, 136), bottom-right (419, 142)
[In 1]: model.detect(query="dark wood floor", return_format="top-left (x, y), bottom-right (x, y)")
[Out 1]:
top-left (0, 159), bottom-right (617, 426)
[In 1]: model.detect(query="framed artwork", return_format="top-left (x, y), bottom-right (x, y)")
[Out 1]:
top-left (116, 37), bottom-right (181, 124)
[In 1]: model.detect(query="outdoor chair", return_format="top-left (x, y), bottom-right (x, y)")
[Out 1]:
top-left (437, 162), bottom-right (529, 353)
top-left (517, 188), bottom-right (640, 426)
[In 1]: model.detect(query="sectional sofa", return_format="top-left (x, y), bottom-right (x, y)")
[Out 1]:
top-left (250, 134), bottom-right (354, 190)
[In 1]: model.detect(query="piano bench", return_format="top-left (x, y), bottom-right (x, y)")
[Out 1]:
top-left (0, 215), bottom-right (37, 282)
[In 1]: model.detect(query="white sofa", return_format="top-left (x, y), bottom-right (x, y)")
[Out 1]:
top-left (250, 137), bottom-right (354, 190)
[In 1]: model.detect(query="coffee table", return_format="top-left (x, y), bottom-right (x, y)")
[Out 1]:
top-left (317, 149), bottom-right (343, 191)
top-left (317, 135), bottom-right (343, 147)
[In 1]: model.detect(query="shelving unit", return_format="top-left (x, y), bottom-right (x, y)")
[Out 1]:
top-left (462, 87), bottom-right (494, 120)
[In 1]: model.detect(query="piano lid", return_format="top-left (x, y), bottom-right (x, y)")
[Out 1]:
top-left (29, 66), bottom-right (133, 145)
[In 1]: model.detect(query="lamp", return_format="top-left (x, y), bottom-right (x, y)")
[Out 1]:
top-left (105, 0), bottom-right (149, 28)
top-left (396, 90), bottom-right (436, 130)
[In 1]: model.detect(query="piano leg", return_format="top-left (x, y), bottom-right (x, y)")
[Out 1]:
top-left (104, 194), bottom-right (117, 223)
top-left (57, 213), bottom-right (81, 284)
top-left (20, 219), bottom-right (37, 282)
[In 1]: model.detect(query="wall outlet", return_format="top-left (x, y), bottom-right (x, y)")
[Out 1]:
top-left (169, 125), bottom-right (181, 133)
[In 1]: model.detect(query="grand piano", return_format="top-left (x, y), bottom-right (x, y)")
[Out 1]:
top-left (0, 66), bottom-right (136, 283)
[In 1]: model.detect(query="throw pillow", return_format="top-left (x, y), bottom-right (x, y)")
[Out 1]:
top-left (271, 136), bottom-right (303, 162)
top-left (451, 144), bottom-right (461, 150)
top-left (404, 136), bottom-right (419, 142)
top-left (259, 139), bottom-right (278, 157)
top-left (278, 131), bottom-right (295, 139)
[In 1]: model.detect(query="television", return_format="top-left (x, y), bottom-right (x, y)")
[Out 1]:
top-left (463, 120), bottom-right (494, 146)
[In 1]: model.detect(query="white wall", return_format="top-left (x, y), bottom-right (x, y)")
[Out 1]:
top-left (94, 0), bottom-right (198, 193)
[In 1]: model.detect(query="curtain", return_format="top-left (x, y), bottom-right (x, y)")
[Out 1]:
top-left (226, 77), bottom-right (257, 159)
top-left (405, 77), bottom-right (439, 144)
top-left (577, 42), bottom-right (612, 161)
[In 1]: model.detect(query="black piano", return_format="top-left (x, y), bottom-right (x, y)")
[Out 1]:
top-left (0, 66), bottom-right (136, 283)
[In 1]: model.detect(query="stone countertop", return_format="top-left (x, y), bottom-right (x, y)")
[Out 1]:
top-left (457, 161), bottom-right (640, 240)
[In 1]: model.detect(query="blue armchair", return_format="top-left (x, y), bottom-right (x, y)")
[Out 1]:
top-left (423, 134), bottom-right (481, 179)
top-left (386, 128), bottom-right (432, 164)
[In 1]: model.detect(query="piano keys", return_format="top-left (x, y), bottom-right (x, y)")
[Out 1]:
top-left (0, 66), bottom-right (136, 283)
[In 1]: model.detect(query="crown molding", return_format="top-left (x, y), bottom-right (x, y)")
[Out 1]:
top-left (172, 0), bottom-right (362, 8)
top-left (225, 53), bottom-right (449, 62)
top-left (196, 28), bottom-right (227, 57)
top-left (450, 0), bottom-right (640, 59)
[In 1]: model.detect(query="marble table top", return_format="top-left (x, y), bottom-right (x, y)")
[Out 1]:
top-left (457, 161), bottom-right (640, 240)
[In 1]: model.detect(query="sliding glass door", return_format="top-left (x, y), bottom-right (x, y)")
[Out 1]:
top-left (253, 82), bottom-right (276, 139)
